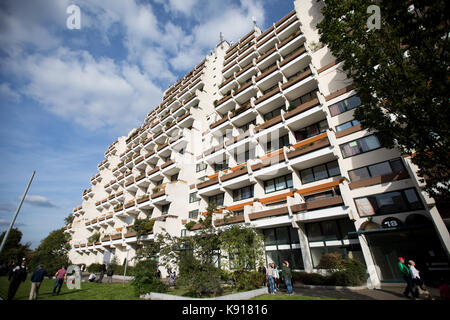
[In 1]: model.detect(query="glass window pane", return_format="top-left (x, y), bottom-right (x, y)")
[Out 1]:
top-left (355, 197), bottom-right (376, 216)
top-left (263, 229), bottom-right (276, 245)
top-left (300, 168), bottom-right (314, 184)
top-left (321, 220), bottom-right (339, 240)
top-left (338, 219), bottom-right (356, 240)
top-left (377, 191), bottom-right (407, 214)
top-left (275, 177), bottom-right (287, 190)
top-left (368, 161), bottom-right (392, 177)
top-left (286, 174), bottom-right (293, 188)
top-left (289, 227), bottom-right (300, 244)
top-left (313, 165), bottom-right (328, 181)
top-left (336, 121), bottom-right (353, 132)
top-left (264, 179), bottom-right (276, 193)
top-left (349, 167), bottom-right (370, 182)
top-left (311, 247), bottom-right (326, 268)
top-left (390, 158), bottom-right (405, 173)
top-left (404, 189), bottom-right (422, 210)
top-left (291, 249), bottom-right (304, 269)
top-left (326, 161), bottom-right (341, 177)
top-left (276, 227), bottom-right (290, 245)
top-left (341, 141), bottom-right (360, 157)
top-left (306, 223), bottom-right (322, 242)
top-left (318, 120), bottom-right (328, 132)
top-left (361, 135), bottom-right (381, 152)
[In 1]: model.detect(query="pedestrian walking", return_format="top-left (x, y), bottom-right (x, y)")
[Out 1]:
top-left (281, 261), bottom-right (294, 295)
top-left (52, 266), bottom-right (67, 295)
top-left (266, 263), bottom-right (275, 294)
top-left (29, 264), bottom-right (47, 300)
top-left (398, 257), bottom-right (417, 299)
top-left (97, 262), bottom-right (107, 283)
top-left (7, 260), bottom-right (27, 300)
top-left (106, 265), bottom-right (114, 284)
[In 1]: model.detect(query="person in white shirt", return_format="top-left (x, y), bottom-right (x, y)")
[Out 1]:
top-left (409, 260), bottom-right (425, 290)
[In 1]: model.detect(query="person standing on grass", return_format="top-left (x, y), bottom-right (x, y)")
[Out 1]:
top-left (273, 263), bottom-right (280, 292)
top-left (97, 262), bottom-right (107, 283)
top-left (398, 257), bottom-right (417, 299)
top-left (106, 264), bottom-right (114, 284)
top-left (266, 263), bottom-right (275, 294)
top-left (281, 261), bottom-right (294, 295)
top-left (7, 260), bottom-right (28, 300)
top-left (29, 264), bottom-right (47, 300)
top-left (52, 266), bottom-right (67, 295)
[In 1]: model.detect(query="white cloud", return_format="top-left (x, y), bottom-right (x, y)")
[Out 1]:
top-left (0, 83), bottom-right (21, 102)
top-left (24, 195), bottom-right (57, 208)
top-left (16, 48), bottom-right (162, 130)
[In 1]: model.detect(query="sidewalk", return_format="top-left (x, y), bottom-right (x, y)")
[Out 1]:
top-left (282, 284), bottom-right (442, 300)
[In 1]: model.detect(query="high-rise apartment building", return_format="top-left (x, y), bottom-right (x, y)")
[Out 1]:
top-left (66, 0), bottom-right (449, 287)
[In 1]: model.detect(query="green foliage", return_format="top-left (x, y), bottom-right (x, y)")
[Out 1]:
top-left (28, 228), bottom-right (70, 275)
top-left (88, 232), bottom-right (100, 243)
top-left (317, 252), bottom-right (345, 271)
top-left (184, 221), bottom-right (196, 230)
top-left (318, 0), bottom-right (450, 203)
top-left (131, 259), bottom-right (167, 296)
top-left (132, 217), bottom-right (155, 239)
top-left (292, 255), bottom-right (367, 287)
top-left (0, 228), bottom-right (31, 265)
top-left (87, 263), bottom-right (102, 273)
top-left (219, 225), bottom-right (264, 272)
top-left (232, 270), bottom-right (264, 291)
top-left (64, 214), bottom-right (74, 225)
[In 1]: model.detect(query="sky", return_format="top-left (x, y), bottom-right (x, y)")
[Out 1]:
top-left (0, 0), bottom-right (295, 249)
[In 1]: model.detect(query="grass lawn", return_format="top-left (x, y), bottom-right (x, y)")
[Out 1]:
top-left (0, 276), bottom-right (138, 300)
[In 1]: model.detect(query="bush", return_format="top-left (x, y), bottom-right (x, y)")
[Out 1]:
top-left (233, 270), bottom-right (264, 291)
top-left (87, 263), bottom-right (102, 273)
top-left (131, 259), bottom-right (167, 297)
top-left (292, 271), bottom-right (331, 285)
top-left (317, 252), bottom-right (345, 271)
top-left (184, 221), bottom-right (196, 230)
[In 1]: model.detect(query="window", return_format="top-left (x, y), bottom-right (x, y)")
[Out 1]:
top-left (263, 106), bottom-right (284, 121)
top-left (300, 160), bottom-right (341, 184)
top-left (170, 173), bottom-right (178, 182)
top-left (208, 193), bottom-right (224, 206)
top-left (196, 162), bottom-right (207, 172)
top-left (263, 83), bottom-right (278, 95)
top-left (238, 119), bottom-right (256, 132)
top-left (188, 210), bottom-right (199, 219)
top-left (348, 158), bottom-right (405, 182)
top-left (340, 135), bottom-right (381, 158)
top-left (266, 134), bottom-right (290, 153)
top-left (155, 180), bottom-right (163, 186)
top-left (335, 119), bottom-right (361, 132)
top-left (213, 161), bottom-right (228, 173)
top-left (289, 89), bottom-right (318, 109)
top-left (233, 185), bottom-right (254, 201)
top-left (305, 218), bottom-right (356, 242)
top-left (354, 188), bottom-right (423, 217)
top-left (161, 204), bottom-right (170, 215)
top-left (329, 95), bottom-right (361, 116)
top-left (235, 148), bottom-right (255, 164)
top-left (294, 119), bottom-right (328, 142)
top-left (189, 192), bottom-right (200, 203)
top-left (264, 174), bottom-right (293, 193)
top-left (304, 190), bottom-right (336, 202)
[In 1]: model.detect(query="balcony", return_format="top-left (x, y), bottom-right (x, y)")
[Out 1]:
top-left (276, 17), bottom-right (301, 42)
top-left (125, 178), bottom-right (138, 192)
top-left (219, 76), bottom-right (238, 95)
top-left (249, 206), bottom-right (289, 221)
top-left (177, 111), bottom-right (194, 128)
top-left (150, 188), bottom-right (167, 204)
top-left (220, 166), bottom-right (250, 189)
top-left (125, 200), bottom-right (139, 215)
top-left (147, 166), bottom-right (161, 180)
top-left (281, 69), bottom-right (316, 103)
top-left (284, 98), bottom-right (321, 126)
top-left (286, 133), bottom-right (335, 170)
top-left (233, 82), bottom-right (256, 104)
top-left (136, 194), bottom-right (152, 209)
top-left (209, 114), bottom-right (230, 130)
top-left (254, 85), bottom-right (282, 111)
top-left (348, 170), bottom-right (410, 190)
top-left (254, 114), bottom-right (283, 134)
top-left (135, 172), bottom-right (150, 188)
top-left (214, 215), bottom-right (245, 227)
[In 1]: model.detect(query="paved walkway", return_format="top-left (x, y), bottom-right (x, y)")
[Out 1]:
top-left (270, 284), bottom-right (442, 300)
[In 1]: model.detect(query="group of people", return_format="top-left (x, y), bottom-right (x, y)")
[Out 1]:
top-left (398, 257), bottom-right (428, 299)
top-left (262, 261), bottom-right (294, 295)
top-left (6, 260), bottom-right (68, 300)
top-left (88, 262), bottom-right (115, 284)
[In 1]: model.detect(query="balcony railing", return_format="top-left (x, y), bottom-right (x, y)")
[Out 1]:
top-left (286, 133), bottom-right (330, 160)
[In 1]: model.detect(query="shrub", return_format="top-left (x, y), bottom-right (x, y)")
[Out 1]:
top-left (233, 270), bottom-right (264, 291)
top-left (184, 221), bottom-right (196, 230)
top-left (317, 252), bottom-right (345, 271)
top-left (87, 263), bottom-right (102, 273)
top-left (131, 259), bottom-right (167, 296)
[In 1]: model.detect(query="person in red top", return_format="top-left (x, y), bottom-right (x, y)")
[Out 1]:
top-left (52, 266), bottom-right (67, 295)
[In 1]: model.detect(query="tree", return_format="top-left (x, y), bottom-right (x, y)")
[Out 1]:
top-left (29, 228), bottom-right (70, 275)
top-left (0, 228), bottom-right (31, 266)
top-left (64, 213), bottom-right (74, 225)
top-left (317, 0), bottom-right (449, 203)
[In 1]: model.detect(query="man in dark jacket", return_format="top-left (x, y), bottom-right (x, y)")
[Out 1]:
top-left (97, 262), bottom-right (107, 283)
top-left (29, 264), bottom-right (47, 300)
top-left (7, 260), bottom-right (28, 300)
top-left (281, 261), bottom-right (294, 295)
